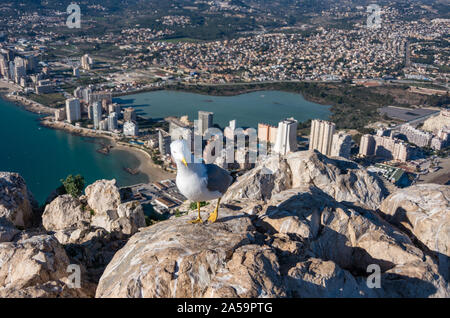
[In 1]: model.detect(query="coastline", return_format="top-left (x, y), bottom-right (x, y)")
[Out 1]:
top-left (39, 118), bottom-right (174, 182)
top-left (113, 143), bottom-right (174, 182)
top-left (0, 80), bottom-right (174, 185)
top-left (2, 83), bottom-right (327, 184)
top-left (0, 79), bottom-right (56, 115)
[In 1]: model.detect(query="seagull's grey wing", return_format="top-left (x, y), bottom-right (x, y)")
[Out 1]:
top-left (205, 164), bottom-right (233, 195)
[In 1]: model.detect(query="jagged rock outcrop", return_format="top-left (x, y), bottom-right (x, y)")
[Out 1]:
top-left (0, 218), bottom-right (19, 243)
top-left (380, 184), bottom-right (449, 280)
top-left (286, 258), bottom-right (368, 297)
top-left (42, 181), bottom-right (146, 245)
top-left (112, 201), bottom-right (146, 235)
top-left (0, 172), bottom-right (37, 228)
top-left (223, 155), bottom-right (292, 202)
top-left (85, 179), bottom-right (122, 216)
top-left (260, 187), bottom-right (424, 272)
top-left (96, 170), bottom-right (449, 298)
top-left (42, 195), bottom-right (91, 233)
top-left (0, 233), bottom-right (94, 297)
top-left (41, 179), bottom-right (146, 285)
top-left (96, 208), bottom-right (287, 298)
top-left (223, 151), bottom-right (388, 210)
top-left (0, 173), bottom-right (98, 298)
top-left (3, 151), bottom-right (449, 298)
top-left (422, 111), bottom-right (450, 134)
top-left (83, 179), bottom-right (146, 234)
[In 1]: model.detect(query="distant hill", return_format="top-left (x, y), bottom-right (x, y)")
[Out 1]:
top-left (1, 0), bottom-right (449, 39)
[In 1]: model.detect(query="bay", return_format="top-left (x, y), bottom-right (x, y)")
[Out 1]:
top-left (0, 97), bottom-right (149, 204)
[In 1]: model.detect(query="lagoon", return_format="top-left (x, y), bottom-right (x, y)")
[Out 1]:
top-left (115, 90), bottom-right (331, 128)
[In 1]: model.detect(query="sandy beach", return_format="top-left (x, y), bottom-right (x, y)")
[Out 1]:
top-left (113, 142), bottom-right (174, 182)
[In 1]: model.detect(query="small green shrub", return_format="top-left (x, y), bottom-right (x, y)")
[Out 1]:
top-left (189, 201), bottom-right (209, 210)
top-left (60, 174), bottom-right (85, 198)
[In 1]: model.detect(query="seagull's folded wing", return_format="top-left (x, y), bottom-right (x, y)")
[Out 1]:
top-left (205, 164), bottom-right (233, 195)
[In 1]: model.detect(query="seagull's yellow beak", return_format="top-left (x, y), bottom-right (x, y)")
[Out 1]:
top-left (182, 157), bottom-right (188, 167)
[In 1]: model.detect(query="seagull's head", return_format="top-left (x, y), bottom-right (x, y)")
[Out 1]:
top-left (170, 139), bottom-right (190, 167)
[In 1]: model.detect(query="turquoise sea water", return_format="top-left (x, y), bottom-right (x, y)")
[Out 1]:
top-left (115, 90), bottom-right (331, 128)
top-left (1, 90), bottom-right (330, 204)
top-left (0, 97), bottom-right (149, 204)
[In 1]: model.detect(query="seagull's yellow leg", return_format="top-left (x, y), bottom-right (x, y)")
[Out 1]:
top-left (207, 198), bottom-right (221, 223)
top-left (189, 201), bottom-right (203, 224)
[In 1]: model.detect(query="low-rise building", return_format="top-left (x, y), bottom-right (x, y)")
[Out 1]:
top-left (54, 108), bottom-right (66, 121)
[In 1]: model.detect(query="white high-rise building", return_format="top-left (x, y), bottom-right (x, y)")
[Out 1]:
top-left (123, 107), bottom-right (137, 122)
top-left (224, 119), bottom-right (236, 140)
top-left (123, 121), bottom-right (139, 136)
top-left (309, 119), bottom-right (336, 156)
top-left (108, 112), bottom-right (118, 132)
top-left (65, 98), bottom-right (81, 123)
top-left (273, 117), bottom-right (298, 155)
top-left (73, 67), bottom-right (80, 77)
top-left (359, 134), bottom-right (376, 157)
top-left (73, 87), bottom-right (83, 99)
top-left (359, 134), bottom-right (412, 162)
top-left (14, 57), bottom-right (26, 82)
top-left (99, 119), bottom-right (108, 131)
top-left (0, 55), bottom-right (8, 79)
top-left (92, 101), bottom-right (102, 129)
top-left (92, 102), bottom-right (102, 129)
top-left (108, 103), bottom-right (121, 115)
top-left (198, 111), bottom-right (213, 135)
top-left (158, 129), bottom-right (171, 155)
top-left (330, 132), bottom-right (352, 158)
top-left (55, 108), bottom-right (66, 121)
top-left (82, 87), bottom-right (92, 103)
top-left (400, 123), bottom-right (433, 148)
top-left (81, 54), bottom-right (93, 70)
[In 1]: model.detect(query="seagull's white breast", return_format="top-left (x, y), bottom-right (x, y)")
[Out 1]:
top-left (176, 165), bottom-right (222, 202)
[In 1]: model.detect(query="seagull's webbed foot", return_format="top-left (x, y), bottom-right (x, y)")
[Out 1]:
top-left (207, 211), bottom-right (217, 223)
top-left (189, 217), bottom-right (203, 224)
top-left (189, 202), bottom-right (203, 224)
top-left (207, 198), bottom-right (221, 223)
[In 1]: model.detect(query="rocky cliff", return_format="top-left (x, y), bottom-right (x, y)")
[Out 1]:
top-left (422, 111), bottom-right (450, 134)
top-left (0, 172), bottom-right (38, 228)
top-left (0, 175), bottom-right (146, 297)
top-left (95, 152), bottom-right (449, 298)
top-left (379, 184), bottom-right (449, 281)
top-left (222, 151), bottom-right (389, 210)
top-left (1, 151), bottom-right (449, 298)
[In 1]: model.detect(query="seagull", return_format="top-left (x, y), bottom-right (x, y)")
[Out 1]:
top-left (170, 139), bottom-right (233, 224)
